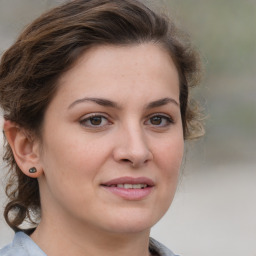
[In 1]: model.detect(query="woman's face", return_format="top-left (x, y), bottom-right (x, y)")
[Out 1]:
top-left (37, 43), bottom-right (184, 234)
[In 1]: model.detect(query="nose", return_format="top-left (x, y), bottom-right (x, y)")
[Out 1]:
top-left (113, 125), bottom-right (153, 168)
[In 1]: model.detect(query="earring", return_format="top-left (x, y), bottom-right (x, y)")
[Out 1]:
top-left (29, 167), bottom-right (37, 173)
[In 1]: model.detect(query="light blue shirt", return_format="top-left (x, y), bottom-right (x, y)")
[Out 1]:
top-left (0, 232), bottom-right (46, 256)
top-left (0, 232), bottom-right (179, 256)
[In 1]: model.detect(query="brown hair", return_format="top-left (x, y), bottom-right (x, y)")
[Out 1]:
top-left (0, 0), bottom-right (203, 232)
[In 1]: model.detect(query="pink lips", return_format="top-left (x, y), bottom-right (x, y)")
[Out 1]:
top-left (101, 176), bottom-right (155, 200)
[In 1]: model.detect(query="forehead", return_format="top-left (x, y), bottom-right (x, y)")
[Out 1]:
top-left (54, 43), bottom-right (180, 105)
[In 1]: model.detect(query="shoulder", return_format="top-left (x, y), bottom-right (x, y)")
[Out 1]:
top-left (149, 237), bottom-right (180, 256)
top-left (0, 232), bottom-right (46, 256)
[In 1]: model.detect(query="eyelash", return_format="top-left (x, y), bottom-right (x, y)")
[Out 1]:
top-left (145, 114), bottom-right (174, 127)
top-left (79, 113), bottom-right (111, 128)
top-left (79, 113), bottom-right (174, 129)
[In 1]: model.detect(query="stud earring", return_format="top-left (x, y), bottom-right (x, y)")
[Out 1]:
top-left (29, 167), bottom-right (37, 173)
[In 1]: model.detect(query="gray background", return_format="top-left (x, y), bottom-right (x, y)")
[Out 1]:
top-left (0, 0), bottom-right (255, 255)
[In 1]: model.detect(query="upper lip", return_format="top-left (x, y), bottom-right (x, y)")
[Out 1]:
top-left (101, 176), bottom-right (155, 187)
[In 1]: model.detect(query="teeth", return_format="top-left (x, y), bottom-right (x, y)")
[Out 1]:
top-left (133, 184), bottom-right (146, 189)
top-left (124, 184), bottom-right (133, 189)
top-left (115, 184), bottom-right (147, 189)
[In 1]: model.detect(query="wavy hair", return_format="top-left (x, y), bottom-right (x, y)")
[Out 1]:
top-left (0, 0), bottom-right (204, 232)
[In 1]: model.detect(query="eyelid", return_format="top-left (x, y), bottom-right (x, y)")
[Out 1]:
top-left (146, 112), bottom-right (174, 121)
top-left (79, 112), bottom-right (108, 120)
top-left (144, 113), bottom-right (174, 126)
top-left (79, 112), bottom-right (112, 128)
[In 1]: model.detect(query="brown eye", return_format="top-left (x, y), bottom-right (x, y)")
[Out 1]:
top-left (90, 116), bottom-right (103, 125)
top-left (145, 114), bottom-right (174, 127)
top-left (80, 115), bottom-right (110, 128)
top-left (150, 116), bottom-right (162, 125)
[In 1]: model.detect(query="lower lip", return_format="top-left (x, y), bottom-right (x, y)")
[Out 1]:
top-left (101, 186), bottom-right (154, 200)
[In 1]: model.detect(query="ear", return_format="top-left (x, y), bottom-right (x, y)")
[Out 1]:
top-left (4, 120), bottom-right (43, 178)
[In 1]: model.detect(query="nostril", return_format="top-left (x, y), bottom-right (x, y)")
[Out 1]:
top-left (121, 159), bottom-right (135, 166)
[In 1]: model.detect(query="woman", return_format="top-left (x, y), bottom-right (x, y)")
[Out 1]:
top-left (0, 0), bottom-right (203, 255)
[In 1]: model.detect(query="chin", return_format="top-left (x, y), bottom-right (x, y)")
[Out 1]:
top-left (105, 221), bottom-right (152, 234)
top-left (98, 208), bottom-right (163, 234)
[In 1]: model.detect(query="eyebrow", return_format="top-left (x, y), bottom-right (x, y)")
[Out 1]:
top-left (68, 97), bottom-right (179, 110)
top-left (68, 97), bottom-right (120, 109)
top-left (145, 97), bottom-right (179, 109)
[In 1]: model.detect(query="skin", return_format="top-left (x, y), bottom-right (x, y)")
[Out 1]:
top-left (5, 43), bottom-right (184, 256)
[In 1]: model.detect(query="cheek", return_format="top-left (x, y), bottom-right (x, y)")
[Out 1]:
top-left (153, 134), bottom-right (184, 200)
top-left (155, 135), bottom-right (184, 171)
top-left (38, 137), bottom-right (101, 208)
top-left (40, 131), bottom-right (112, 185)
top-left (150, 136), bottom-right (183, 221)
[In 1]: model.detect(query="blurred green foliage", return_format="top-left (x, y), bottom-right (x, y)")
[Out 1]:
top-left (168, 0), bottom-right (256, 75)
top-left (166, 0), bottom-right (256, 164)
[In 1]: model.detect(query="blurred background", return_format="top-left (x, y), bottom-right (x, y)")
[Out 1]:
top-left (0, 0), bottom-right (255, 255)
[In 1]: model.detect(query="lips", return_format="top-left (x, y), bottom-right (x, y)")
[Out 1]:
top-left (101, 176), bottom-right (155, 200)
top-left (102, 176), bottom-right (155, 187)
top-left (112, 184), bottom-right (147, 189)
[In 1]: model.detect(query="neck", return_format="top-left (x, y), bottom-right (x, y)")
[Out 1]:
top-left (31, 218), bottom-right (152, 256)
